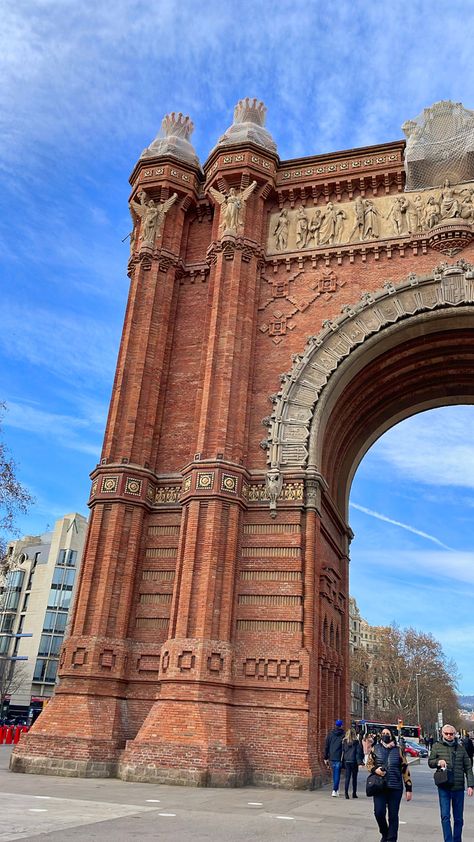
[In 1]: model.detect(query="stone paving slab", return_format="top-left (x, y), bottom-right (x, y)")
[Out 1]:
top-left (2, 748), bottom-right (473, 841)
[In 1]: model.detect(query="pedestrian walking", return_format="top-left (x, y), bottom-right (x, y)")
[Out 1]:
top-left (461, 734), bottom-right (473, 769)
top-left (366, 726), bottom-right (412, 842)
top-left (428, 724), bottom-right (473, 842)
top-left (342, 727), bottom-right (364, 799)
top-left (324, 718), bottom-right (345, 797)
top-left (362, 732), bottom-right (374, 764)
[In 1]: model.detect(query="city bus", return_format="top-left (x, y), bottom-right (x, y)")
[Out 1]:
top-left (353, 720), bottom-right (422, 741)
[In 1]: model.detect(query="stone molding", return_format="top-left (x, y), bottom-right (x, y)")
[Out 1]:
top-left (263, 260), bottom-right (474, 484)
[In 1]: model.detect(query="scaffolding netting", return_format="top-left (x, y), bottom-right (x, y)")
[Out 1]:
top-left (403, 100), bottom-right (474, 192)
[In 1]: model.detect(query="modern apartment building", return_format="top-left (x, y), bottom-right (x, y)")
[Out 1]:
top-left (0, 513), bottom-right (87, 721)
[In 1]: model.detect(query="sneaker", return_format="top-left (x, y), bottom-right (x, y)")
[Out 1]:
top-left (331, 790), bottom-right (337, 797)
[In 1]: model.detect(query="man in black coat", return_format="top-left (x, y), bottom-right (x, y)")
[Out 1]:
top-left (324, 719), bottom-right (345, 796)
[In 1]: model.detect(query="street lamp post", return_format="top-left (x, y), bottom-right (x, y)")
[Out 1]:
top-left (415, 673), bottom-right (421, 730)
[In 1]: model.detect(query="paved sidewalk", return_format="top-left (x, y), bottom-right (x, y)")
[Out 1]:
top-left (1, 748), bottom-right (473, 841)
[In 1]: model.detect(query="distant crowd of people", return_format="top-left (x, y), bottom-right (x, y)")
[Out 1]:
top-left (324, 719), bottom-right (473, 842)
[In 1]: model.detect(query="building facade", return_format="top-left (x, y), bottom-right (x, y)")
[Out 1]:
top-left (0, 514), bottom-right (87, 720)
top-left (13, 99), bottom-right (474, 786)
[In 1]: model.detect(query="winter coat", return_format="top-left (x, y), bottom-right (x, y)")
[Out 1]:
top-left (367, 743), bottom-right (412, 792)
top-left (342, 738), bottom-right (364, 765)
top-left (428, 740), bottom-right (474, 791)
top-left (324, 727), bottom-right (345, 762)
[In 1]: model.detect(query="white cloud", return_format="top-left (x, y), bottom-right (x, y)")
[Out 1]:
top-left (367, 406), bottom-right (474, 490)
top-left (3, 401), bottom-right (102, 457)
top-left (0, 301), bottom-right (119, 386)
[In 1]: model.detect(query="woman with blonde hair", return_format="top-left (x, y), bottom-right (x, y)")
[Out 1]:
top-left (342, 727), bottom-right (364, 799)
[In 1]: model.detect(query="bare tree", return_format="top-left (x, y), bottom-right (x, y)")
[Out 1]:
top-left (0, 659), bottom-right (30, 719)
top-left (0, 403), bottom-right (34, 556)
top-left (370, 624), bottom-right (460, 729)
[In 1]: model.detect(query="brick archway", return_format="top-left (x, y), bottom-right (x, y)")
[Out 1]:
top-left (267, 261), bottom-right (474, 509)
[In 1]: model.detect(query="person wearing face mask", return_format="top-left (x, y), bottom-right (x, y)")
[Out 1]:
top-left (366, 726), bottom-right (412, 842)
top-left (428, 724), bottom-right (474, 842)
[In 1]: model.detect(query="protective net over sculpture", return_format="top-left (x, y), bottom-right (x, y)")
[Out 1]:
top-left (403, 101), bottom-right (474, 192)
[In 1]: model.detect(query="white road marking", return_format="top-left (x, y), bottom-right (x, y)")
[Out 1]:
top-left (276, 815), bottom-right (295, 820)
top-left (247, 802), bottom-right (263, 806)
top-left (29, 808), bottom-right (48, 812)
top-left (33, 795), bottom-right (51, 799)
top-left (158, 812), bottom-right (176, 817)
top-left (146, 799), bottom-right (161, 802)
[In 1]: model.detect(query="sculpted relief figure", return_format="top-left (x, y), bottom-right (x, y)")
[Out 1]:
top-left (295, 207), bottom-right (309, 249)
top-left (440, 178), bottom-right (460, 219)
top-left (129, 190), bottom-right (178, 251)
top-left (349, 196), bottom-right (365, 241)
top-left (459, 188), bottom-right (474, 221)
top-left (320, 202), bottom-right (346, 245)
top-left (363, 199), bottom-right (380, 239)
top-left (423, 195), bottom-right (441, 229)
top-left (386, 196), bottom-right (410, 235)
top-left (209, 181), bottom-right (257, 235)
top-left (307, 208), bottom-right (322, 246)
top-left (273, 208), bottom-right (289, 250)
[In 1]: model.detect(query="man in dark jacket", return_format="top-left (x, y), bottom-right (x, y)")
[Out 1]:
top-left (324, 719), bottom-right (345, 796)
top-left (428, 724), bottom-right (474, 842)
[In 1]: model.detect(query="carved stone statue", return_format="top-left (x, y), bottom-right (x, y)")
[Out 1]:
top-left (129, 190), bottom-right (178, 251)
top-left (209, 181), bottom-right (257, 235)
top-left (440, 179), bottom-right (460, 219)
top-left (459, 188), bottom-right (474, 221)
top-left (349, 196), bottom-right (365, 241)
top-left (363, 199), bottom-right (380, 239)
top-left (273, 208), bottom-right (289, 250)
top-left (295, 207), bottom-right (309, 249)
top-left (319, 202), bottom-right (346, 245)
top-left (408, 195), bottom-right (424, 234)
top-left (266, 469), bottom-right (282, 517)
top-left (307, 209), bottom-right (322, 246)
top-left (423, 195), bottom-right (441, 229)
top-left (386, 196), bottom-right (409, 235)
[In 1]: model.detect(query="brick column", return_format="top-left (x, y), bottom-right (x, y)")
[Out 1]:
top-left (12, 174), bottom-right (198, 777)
top-left (119, 169), bottom-right (274, 785)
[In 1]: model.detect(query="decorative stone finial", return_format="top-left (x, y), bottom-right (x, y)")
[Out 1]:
top-left (213, 97), bottom-right (277, 154)
top-left (233, 97), bottom-right (267, 127)
top-left (141, 112), bottom-right (200, 168)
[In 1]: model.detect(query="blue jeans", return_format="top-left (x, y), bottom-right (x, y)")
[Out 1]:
top-left (330, 760), bottom-right (342, 791)
top-left (438, 788), bottom-right (465, 842)
top-left (373, 787), bottom-right (403, 841)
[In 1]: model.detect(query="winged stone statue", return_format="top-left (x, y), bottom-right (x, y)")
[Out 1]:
top-left (209, 181), bottom-right (257, 234)
top-left (129, 190), bottom-right (178, 251)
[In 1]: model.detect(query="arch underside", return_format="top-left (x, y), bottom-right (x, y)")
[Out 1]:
top-left (268, 263), bottom-right (474, 518)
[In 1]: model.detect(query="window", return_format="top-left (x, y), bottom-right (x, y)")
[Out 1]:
top-left (57, 549), bottom-right (77, 567)
top-left (33, 659), bottom-right (47, 681)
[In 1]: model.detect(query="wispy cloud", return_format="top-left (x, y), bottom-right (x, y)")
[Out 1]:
top-left (3, 401), bottom-right (102, 457)
top-left (350, 502), bottom-right (453, 550)
top-left (364, 407), bottom-right (474, 490)
top-left (0, 301), bottom-right (119, 386)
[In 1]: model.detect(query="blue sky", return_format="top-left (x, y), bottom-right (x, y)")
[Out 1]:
top-left (1, 2), bottom-right (473, 693)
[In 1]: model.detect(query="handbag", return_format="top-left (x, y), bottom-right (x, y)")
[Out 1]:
top-left (434, 766), bottom-right (454, 788)
top-left (434, 744), bottom-right (456, 789)
top-left (366, 772), bottom-right (386, 797)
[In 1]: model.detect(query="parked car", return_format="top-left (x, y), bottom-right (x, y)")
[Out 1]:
top-left (402, 743), bottom-right (421, 757)
top-left (404, 740), bottom-right (428, 757)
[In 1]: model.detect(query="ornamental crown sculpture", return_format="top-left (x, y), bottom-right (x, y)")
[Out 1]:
top-left (213, 97), bottom-right (277, 154)
top-left (141, 111), bottom-right (200, 168)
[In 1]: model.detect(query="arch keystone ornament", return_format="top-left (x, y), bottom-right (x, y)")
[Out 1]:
top-left (12, 99), bottom-right (474, 789)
